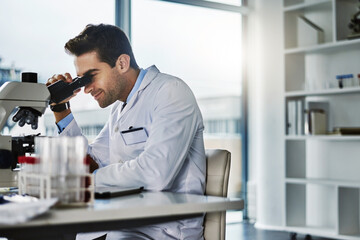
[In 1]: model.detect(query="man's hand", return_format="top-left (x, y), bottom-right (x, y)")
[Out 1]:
top-left (86, 154), bottom-right (99, 173)
top-left (46, 73), bottom-right (81, 122)
top-left (46, 73), bottom-right (81, 105)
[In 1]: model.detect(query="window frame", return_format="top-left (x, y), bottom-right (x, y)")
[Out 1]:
top-left (115, 0), bottom-right (249, 219)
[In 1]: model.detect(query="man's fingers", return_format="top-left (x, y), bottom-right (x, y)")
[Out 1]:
top-left (63, 73), bottom-right (73, 83)
top-left (46, 73), bottom-right (72, 86)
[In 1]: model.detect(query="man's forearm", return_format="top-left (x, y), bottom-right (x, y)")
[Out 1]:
top-left (54, 109), bottom-right (72, 123)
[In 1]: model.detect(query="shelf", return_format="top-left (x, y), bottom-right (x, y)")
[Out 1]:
top-left (283, 0), bottom-right (332, 12)
top-left (285, 38), bottom-right (360, 54)
top-left (285, 87), bottom-right (360, 97)
top-left (285, 135), bottom-right (360, 141)
top-left (286, 178), bottom-right (360, 188)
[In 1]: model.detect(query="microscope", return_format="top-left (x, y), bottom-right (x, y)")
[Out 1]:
top-left (0, 72), bottom-right (50, 187)
top-left (0, 72), bottom-right (92, 187)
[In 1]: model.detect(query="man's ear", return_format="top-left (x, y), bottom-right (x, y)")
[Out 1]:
top-left (116, 54), bottom-right (131, 73)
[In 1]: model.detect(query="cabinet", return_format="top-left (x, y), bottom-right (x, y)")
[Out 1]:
top-left (283, 0), bottom-right (360, 239)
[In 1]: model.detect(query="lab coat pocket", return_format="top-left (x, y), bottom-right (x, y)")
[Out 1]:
top-left (120, 127), bottom-right (148, 145)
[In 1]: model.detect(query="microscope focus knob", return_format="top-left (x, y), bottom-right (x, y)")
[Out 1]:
top-left (21, 72), bottom-right (38, 83)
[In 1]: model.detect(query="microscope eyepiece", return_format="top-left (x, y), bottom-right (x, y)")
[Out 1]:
top-left (47, 74), bottom-right (92, 104)
top-left (22, 72), bottom-right (38, 83)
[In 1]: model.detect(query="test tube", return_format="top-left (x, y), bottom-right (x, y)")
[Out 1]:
top-left (347, 74), bottom-right (354, 87)
top-left (34, 136), bottom-right (88, 203)
top-left (18, 156), bottom-right (39, 196)
top-left (336, 75), bottom-right (344, 88)
top-left (27, 156), bottom-right (38, 196)
top-left (349, 74), bottom-right (356, 86)
top-left (18, 156), bottom-right (27, 172)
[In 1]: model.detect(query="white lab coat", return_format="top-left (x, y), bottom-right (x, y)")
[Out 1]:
top-left (61, 66), bottom-right (206, 240)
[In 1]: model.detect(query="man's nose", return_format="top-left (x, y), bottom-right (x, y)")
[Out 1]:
top-left (84, 83), bottom-right (92, 94)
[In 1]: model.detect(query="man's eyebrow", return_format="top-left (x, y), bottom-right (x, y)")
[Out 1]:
top-left (81, 69), bottom-right (99, 77)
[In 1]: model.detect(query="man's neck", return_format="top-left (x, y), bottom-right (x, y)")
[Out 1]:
top-left (123, 67), bottom-right (141, 102)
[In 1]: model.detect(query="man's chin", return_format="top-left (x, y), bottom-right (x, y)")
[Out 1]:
top-left (97, 99), bottom-right (114, 108)
top-left (97, 102), bottom-right (106, 108)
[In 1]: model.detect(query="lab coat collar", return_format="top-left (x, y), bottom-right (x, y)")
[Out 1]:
top-left (118, 65), bottom-right (159, 117)
top-left (137, 65), bottom-right (160, 91)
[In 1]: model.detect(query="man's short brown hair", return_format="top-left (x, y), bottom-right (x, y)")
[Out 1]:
top-left (65, 24), bottom-right (139, 69)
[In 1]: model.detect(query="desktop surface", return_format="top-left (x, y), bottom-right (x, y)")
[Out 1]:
top-left (0, 191), bottom-right (243, 240)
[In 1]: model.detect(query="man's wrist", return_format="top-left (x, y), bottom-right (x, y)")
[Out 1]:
top-left (50, 102), bottom-right (70, 112)
top-left (55, 112), bottom-right (73, 133)
top-left (54, 108), bottom-right (72, 123)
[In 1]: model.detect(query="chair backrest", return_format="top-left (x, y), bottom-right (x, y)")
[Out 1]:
top-left (204, 149), bottom-right (231, 240)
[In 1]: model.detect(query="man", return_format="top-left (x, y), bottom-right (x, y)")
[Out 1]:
top-left (47, 24), bottom-right (206, 240)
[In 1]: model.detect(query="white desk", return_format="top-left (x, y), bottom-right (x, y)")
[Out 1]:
top-left (0, 191), bottom-right (243, 240)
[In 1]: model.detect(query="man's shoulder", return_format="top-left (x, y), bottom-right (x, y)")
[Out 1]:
top-left (146, 65), bottom-right (184, 84)
top-left (143, 66), bottom-right (193, 98)
top-left (153, 71), bottom-right (188, 89)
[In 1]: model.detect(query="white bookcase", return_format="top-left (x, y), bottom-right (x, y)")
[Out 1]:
top-left (283, 0), bottom-right (360, 239)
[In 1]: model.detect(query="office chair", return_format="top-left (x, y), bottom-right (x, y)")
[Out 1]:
top-left (204, 149), bottom-right (231, 240)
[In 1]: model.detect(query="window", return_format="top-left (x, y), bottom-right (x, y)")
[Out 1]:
top-left (0, 0), bottom-right (114, 136)
top-left (130, 0), bottom-right (246, 200)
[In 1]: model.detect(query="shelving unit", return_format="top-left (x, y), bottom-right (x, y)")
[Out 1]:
top-left (285, 38), bottom-right (360, 54)
top-left (285, 135), bottom-right (360, 141)
top-left (285, 86), bottom-right (360, 97)
top-left (284, 0), bottom-right (333, 11)
top-left (283, 0), bottom-right (360, 239)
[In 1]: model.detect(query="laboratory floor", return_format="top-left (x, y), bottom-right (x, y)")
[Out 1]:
top-left (226, 221), bottom-right (332, 240)
top-left (225, 211), bottom-right (333, 240)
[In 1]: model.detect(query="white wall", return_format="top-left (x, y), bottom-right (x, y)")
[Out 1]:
top-left (247, 0), bottom-right (285, 228)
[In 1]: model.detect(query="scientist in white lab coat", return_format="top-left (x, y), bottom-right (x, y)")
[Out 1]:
top-left (46, 24), bottom-right (206, 240)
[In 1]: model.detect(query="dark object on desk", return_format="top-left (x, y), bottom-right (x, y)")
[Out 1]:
top-left (0, 134), bottom-right (37, 170)
top-left (95, 186), bottom-right (144, 199)
top-left (11, 135), bottom-right (37, 169)
top-left (0, 195), bottom-right (10, 204)
top-left (47, 74), bottom-right (92, 104)
top-left (333, 127), bottom-right (360, 135)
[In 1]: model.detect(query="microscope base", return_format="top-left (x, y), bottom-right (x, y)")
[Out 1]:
top-left (0, 169), bottom-right (18, 187)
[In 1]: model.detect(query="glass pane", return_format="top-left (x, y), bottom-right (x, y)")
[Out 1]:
top-left (0, 0), bottom-right (114, 136)
top-left (132, 0), bottom-right (243, 197)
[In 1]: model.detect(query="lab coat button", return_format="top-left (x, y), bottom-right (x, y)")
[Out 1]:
top-left (114, 127), bottom-right (119, 132)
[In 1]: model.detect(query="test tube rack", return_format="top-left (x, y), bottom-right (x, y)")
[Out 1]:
top-left (18, 172), bottom-right (94, 206)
